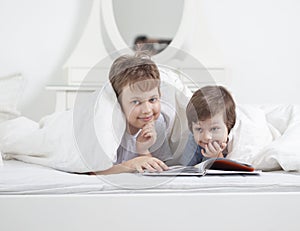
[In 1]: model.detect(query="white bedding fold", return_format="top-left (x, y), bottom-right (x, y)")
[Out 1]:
top-left (0, 86), bottom-right (122, 172)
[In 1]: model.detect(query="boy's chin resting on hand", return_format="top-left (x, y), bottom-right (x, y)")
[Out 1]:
top-left (200, 141), bottom-right (227, 159)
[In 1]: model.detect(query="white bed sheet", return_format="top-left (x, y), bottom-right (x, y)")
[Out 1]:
top-left (1, 160), bottom-right (300, 195)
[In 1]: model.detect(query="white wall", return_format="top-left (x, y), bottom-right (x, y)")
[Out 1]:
top-left (193, 0), bottom-right (300, 105)
top-left (0, 0), bottom-right (92, 120)
top-left (1, 0), bottom-right (300, 121)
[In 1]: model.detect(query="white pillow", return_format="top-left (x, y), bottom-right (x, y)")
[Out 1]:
top-left (227, 104), bottom-right (300, 171)
top-left (0, 73), bottom-right (24, 123)
top-left (0, 73), bottom-right (24, 165)
top-left (227, 105), bottom-right (274, 166)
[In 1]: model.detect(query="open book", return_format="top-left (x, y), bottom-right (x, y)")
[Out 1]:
top-left (142, 158), bottom-right (260, 176)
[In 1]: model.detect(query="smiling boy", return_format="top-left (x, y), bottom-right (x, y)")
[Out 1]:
top-left (180, 85), bottom-right (236, 166)
top-left (95, 53), bottom-right (172, 174)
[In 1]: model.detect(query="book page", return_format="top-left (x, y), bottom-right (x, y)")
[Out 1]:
top-left (142, 165), bottom-right (205, 176)
top-left (195, 158), bottom-right (216, 172)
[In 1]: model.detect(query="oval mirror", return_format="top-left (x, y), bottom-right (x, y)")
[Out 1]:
top-left (112, 0), bottom-right (184, 55)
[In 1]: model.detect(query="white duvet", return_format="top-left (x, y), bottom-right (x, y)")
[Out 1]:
top-left (0, 73), bottom-right (299, 172)
top-left (0, 69), bottom-right (191, 172)
top-left (227, 104), bottom-right (300, 171)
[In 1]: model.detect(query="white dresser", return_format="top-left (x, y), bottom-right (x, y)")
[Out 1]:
top-left (46, 85), bottom-right (101, 112)
top-left (46, 67), bottom-right (226, 112)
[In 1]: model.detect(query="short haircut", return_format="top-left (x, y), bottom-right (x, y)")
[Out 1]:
top-left (186, 85), bottom-right (236, 133)
top-left (109, 52), bottom-right (161, 98)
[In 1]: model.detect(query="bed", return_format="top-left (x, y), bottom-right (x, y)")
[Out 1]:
top-left (1, 73), bottom-right (300, 231)
top-left (1, 159), bottom-right (300, 231)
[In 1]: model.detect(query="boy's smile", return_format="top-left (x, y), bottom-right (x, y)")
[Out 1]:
top-left (120, 85), bottom-right (161, 135)
top-left (138, 115), bottom-right (154, 122)
top-left (192, 113), bottom-right (228, 148)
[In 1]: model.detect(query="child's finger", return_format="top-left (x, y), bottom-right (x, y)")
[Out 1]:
top-left (144, 132), bottom-right (153, 138)
top-left (201, 147), bottom-right (210, 157)
top-left (140, 127), bottom-right (154, 137)
top-left (208, 142), bottom-right (217, 153)
top-left (220, 142), bottom-right (227, 150)
top-left (142, 129), bottom-right (153, 137)
top-left (155, 159), bottom-right (169, 170)
top-left (143, 163), bottom-right (156, 172)
top-left (143, 122), bottom-right (154, 129)
top-left (139, 129), bottom-right (153, 139)
top-left (136, 165), bottom-right (144, 173)
top-left (211, 141), bottom-right (222, 153)
top-left (147, 121), bottom-right (155, 126)
top-left (150, 161), bottom-right (163, 172)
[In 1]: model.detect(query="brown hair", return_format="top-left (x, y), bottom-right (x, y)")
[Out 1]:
top-left (109, 52), bottom-right (160, 98)
top-left (186, 85), bottom-right (236, 133)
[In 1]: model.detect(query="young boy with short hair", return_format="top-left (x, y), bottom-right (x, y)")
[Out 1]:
top-left (96, 53), bottom-right (172, 174)
top-left (180, 85), bottom-right (236, 166)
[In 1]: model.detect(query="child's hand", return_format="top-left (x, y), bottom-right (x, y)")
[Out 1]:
top-left (136, 122), bottom-right (157, 155)
top-left (123, 156), bottom-right (169, 173)
top-left (201, 141), bottom-right (227, 158)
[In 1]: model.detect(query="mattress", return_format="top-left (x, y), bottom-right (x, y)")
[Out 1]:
top-left (1, 160), bottom-right (300, 195)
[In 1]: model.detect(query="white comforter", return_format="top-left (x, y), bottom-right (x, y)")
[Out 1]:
top-left (227, 104), bottom-right (300, 171)
top-left (0, 69), bottom-right (191, 172)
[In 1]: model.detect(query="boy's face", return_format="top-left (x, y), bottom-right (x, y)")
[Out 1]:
top-left (192, 113), bottom-right (228, 148)
top-left (119, 84), bottom-right (161, 134)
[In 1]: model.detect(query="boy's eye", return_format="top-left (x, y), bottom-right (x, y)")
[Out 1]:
top-left (194, 127), bottom-right (202, 132)
top-left (149, 97), bottom-right (158, 103)
top-left (132, 100), bottom-right (140, 105)
top-left (211, 127), bottom-right (219, 132)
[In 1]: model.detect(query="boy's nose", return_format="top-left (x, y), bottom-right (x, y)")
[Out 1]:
top-left (142, 101), bottom-right (151, 113)
top-left (202, 130), bottom-right (212, 142)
